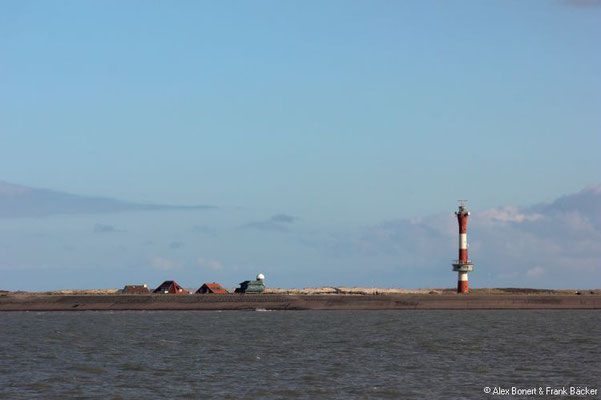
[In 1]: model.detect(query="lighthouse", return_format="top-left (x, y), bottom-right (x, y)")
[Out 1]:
top-left (452, 201), bottom-right (473, 293)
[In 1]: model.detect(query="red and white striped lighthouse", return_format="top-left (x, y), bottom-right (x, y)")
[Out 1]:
top-left (452, 201), bottom-right (473, 293)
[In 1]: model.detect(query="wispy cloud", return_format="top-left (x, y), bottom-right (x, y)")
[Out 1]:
top-left (169, 241), bottom-right (185, 249)
top-left (192, 225), bottom-right (217, 235)
top-left (526, 266), bottom-right (545, 279)
top-left (561, 0), bottom-right (601, 8)
top-left (93, 223), bottom-right (124, 233)
top-left (0, 180), bottom-right (217, 218)
top-left (150, 256), bottom-right (180, 271)
top-left (197, 258), bottom-right (225, 270)
top-left (242, 214), bottom-right (298, 232)
top-left (479, 206), bottom-right (542, 224)
top-left (270, 214), bottom-right (297, 223)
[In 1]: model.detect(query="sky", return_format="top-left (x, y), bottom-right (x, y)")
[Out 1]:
top-left (0, 1), bottom-right (600, 290)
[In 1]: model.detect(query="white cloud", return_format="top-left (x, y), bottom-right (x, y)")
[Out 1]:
top-left (197, 257), bottom-right (225, 270)
top-left (583, 184), bottom-right (601, 194)
top-left (562, 212), bottom-right (597, 235)
top-left (303, 184), bottom-right (601, 287)
top-left (526, 266), bottom-right (545, 279)
top-left (151, 256), bottom-right (180, 271)
top-left (478, 206), bottom-right (542, 224)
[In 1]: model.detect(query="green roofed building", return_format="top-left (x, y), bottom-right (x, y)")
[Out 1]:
top-left (235, 273), bottom-right (265, 293)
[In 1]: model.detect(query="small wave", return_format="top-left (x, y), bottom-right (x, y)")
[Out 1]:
top-left (71, 365), bottom-right (106, 374)
top-left (120, 362), bottom-right (146, 372)
top-left (25, 382), bottom-right (53, 391)
top-left (255, 308), bottom-right (272, 312)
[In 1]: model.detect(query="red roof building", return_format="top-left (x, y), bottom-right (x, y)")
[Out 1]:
top-left (196, 283), bottom-right (229, 294)
top-left (153, 280), bottom-right (189, 294)
top-left (122, 285), bottom-right (150, 294)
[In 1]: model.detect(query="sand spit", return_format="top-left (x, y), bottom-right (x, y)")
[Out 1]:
top-left (1, 291), bottom-right (600, 311)
top-left (4, 287), bottom-right (597, 297)
top-left (264, 287), bottom-right (601, 295)
top-left (264, 287), bottom-right (429, 295)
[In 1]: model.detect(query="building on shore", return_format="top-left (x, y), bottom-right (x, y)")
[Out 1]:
top-left (153, 280), bottom-right (189, 294)
top-left (196, 283), bottom-right (228, 294)
top-left (122, 284), bottom-right (149, 294)
top-left (235, 273), bottom-right (265, 293)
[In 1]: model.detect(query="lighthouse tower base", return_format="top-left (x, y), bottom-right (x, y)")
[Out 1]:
top-left (452, 262), bottom-right (473, 294)
top-left (458, 271), bottom-right (469, 293)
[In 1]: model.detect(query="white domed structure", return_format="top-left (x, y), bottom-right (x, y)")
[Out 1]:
top-left (256, 273), bottom-right (265, 281)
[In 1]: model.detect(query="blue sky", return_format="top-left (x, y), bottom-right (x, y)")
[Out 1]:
top-left (0, 1), bottom-right (600, 290)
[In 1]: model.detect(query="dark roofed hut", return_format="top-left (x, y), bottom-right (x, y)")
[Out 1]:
top-left (122, 285), bottom-right (150, 294)
top-left (196, 283), bottom-right (228, 294)
top-left (234, 279), bottom-right (265, 293)
top-left (153, 280), bottom-right (189, 294)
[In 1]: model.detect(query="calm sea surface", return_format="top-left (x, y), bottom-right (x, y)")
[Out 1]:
top-left (0, 310), bottom-right (599, 399)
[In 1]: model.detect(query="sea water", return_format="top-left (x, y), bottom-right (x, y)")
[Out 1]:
top-left (0, 310), bottom-right (599, 399)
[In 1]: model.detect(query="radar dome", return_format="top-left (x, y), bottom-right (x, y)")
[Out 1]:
top-left (256, 273), bottom-right (265, 281)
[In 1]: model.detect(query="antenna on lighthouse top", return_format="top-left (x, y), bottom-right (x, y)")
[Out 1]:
top-left (457, 199), bottom-right (468, 207)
